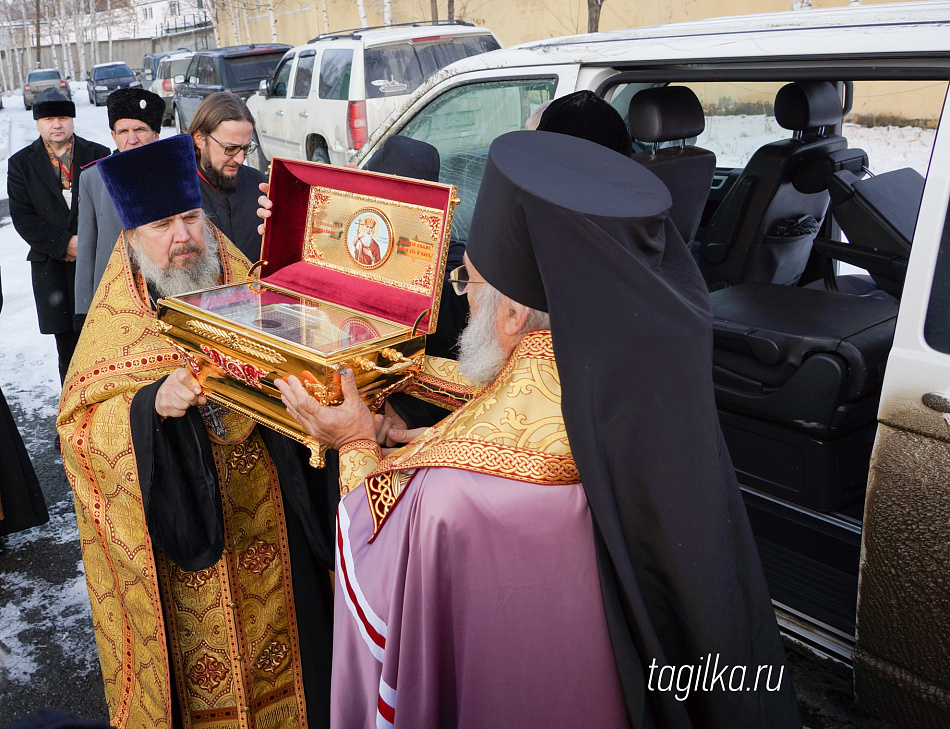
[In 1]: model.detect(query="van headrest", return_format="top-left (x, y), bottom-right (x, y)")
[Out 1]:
top-left (774, 82), bottom-right (843, 132)
top-left (628, 86), bottom-right (705, 144)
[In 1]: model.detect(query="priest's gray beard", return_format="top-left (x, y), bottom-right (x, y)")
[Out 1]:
top-left (131, 224), bottom-right (222, 298)
top-left (457, 285), bottom-right (513, 387)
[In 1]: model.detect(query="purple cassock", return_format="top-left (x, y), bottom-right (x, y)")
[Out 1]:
top-left (332, 467), bottom-right (628, 728)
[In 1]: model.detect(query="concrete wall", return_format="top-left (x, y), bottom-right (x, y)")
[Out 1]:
top-left (1, 26), bottom-right (213, 88)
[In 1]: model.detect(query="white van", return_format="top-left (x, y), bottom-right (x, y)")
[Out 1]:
top-left (355, 4), bottom-right (950, 727)
top-left (246, 20), bottom-right (500, 167)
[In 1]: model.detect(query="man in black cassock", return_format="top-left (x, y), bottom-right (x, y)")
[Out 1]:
top-left (463, 130), bottom-right (802, 728)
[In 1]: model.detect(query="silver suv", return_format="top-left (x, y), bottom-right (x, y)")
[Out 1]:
top-left (247, 20), bottom-right (500, 168)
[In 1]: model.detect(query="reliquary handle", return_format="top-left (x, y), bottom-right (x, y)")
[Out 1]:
top-left (352, 349), bottom-right (422, 375)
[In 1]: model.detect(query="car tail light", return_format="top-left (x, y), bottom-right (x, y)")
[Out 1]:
top-left (59, 80), bottom-right (67, 89)
top-left (23, 83), bottom-right (29, 92)
top-left (163, 78), bottom-right (172, 92)
top-left (347, 100), bottom-right (368, 150)
top-left (411, 35), bottom-right (443, 43)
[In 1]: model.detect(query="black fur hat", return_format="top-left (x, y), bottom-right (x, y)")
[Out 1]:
top-left (32, 88), bottom-right (75, 120)
top-left (107, 88), bottom-right (165, 133)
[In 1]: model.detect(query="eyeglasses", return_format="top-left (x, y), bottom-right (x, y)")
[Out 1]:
top-left (448, 265), bottom-right (485, 296)
top-left (205, 132), bottom-right (258, 157)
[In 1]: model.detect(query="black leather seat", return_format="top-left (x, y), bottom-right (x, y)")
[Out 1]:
top-left (710, 282), bottom-right (898, 510)
top-left (699, 82), bottom-right (849, 288)
top-left (628, 86), bottom-right (716, 247)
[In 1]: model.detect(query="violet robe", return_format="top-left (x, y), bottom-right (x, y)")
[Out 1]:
top-left (331, 466), bottom-right (628, 729)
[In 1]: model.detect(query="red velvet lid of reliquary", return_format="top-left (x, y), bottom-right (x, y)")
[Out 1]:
top-left (260, 158), bottom-right (456, 335)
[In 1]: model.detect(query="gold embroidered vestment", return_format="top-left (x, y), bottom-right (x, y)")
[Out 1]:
top-left (57, 231), bottom-right (308, 729)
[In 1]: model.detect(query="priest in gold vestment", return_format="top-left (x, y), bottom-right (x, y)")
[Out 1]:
top-left (57, 135), bottom-right (334, 729)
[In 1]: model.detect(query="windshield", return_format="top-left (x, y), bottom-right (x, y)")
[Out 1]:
top-left (224, 53), bottom-right (286, 88)
top-left (95, 65), bottom-right (133, 80)
top-left (29, 70), bottom-right (61, 82)
top-left (364, 35), bottom-right (500, 99)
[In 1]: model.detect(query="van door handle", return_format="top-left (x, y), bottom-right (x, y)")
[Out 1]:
top-left (922, 392), bottom-right (950, 413)
top-left (299, 111), bottom-right (309, 118)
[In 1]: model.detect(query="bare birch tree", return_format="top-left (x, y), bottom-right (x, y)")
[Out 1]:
top-left (56, 0), bottom-right (74, 78)
top-left (320, 0), bottom-right (328, 34)
top-left (241, 0), bottom-right (251, 46)
top-left (588, 0), bottom-right (604, 33)
top-left (447, 0), bottom-right (453, 21)
top-left (430, 0), bottom-right (437, 22)
top-left (267, 0), bottom-right (277, 41)
top-left (356, 0), bottom-right (367, 28)
top-left (383, 0), bottom-right (391, 26)
top-left (74, 0), bottom-right (87, 82)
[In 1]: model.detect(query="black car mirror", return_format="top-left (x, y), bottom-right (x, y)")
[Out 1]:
top-left (189, 76), bottom-right (198, 85)
top-left (174, 74), bottom-right (185, 85)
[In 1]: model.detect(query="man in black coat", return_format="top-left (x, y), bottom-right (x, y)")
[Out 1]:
top-left (8, 88), bottom-right (109, 383)
top-left (188, 91), bottom-right (265, 261)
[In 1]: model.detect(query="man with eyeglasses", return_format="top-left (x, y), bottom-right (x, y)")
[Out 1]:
top-left (189, 92), bottom-right (266, 261)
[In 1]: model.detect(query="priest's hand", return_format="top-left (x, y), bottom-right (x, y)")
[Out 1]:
top-left (256, 182), bottom-right (272, 236)
top-left (374, 400), bottom-right (410, 448)
top-left (275, 369), bottom-right (376, 450)
top-left (155, 368), bottom-right (207, 418)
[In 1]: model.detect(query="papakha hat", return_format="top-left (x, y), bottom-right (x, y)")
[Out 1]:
top-left (33, 88), bottom-right (75, 120)
top-left (98, 133), bottom-right (203, 229)
top-left (107, 88), bottom-right (165, 133)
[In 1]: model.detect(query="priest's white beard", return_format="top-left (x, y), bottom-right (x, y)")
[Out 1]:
top-left (131, 224), bottom-right (222, 298)
top-left (457, 285), bottom-right (511, 387)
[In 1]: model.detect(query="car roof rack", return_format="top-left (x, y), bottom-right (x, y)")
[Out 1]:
top-left (307, 18), bottom-right (474, 44)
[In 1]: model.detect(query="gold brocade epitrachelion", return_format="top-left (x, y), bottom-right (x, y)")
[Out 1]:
top-left (347, 330), bottom-right (580, 539)
top-left (57, 230), bottom-right (307, 728)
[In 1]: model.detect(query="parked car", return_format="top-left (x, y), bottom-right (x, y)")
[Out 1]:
top-left (87, 62), bottom-right (140, 106)
top-left (246, 20), bottom-right (500, 168)
top-left (354, 4), bottom-right (950, 727)
top-left (141, 47), bottom-right (189, 86)
top-left (172, 43), bottom-right (291, 133)
top-left (150, 51), bottom-right (194, 125)
top-left (23, 68), bottom-right (71, 110)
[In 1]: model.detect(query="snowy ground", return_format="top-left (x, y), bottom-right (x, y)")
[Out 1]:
top-left (0, 87), bottom-right (936, 723)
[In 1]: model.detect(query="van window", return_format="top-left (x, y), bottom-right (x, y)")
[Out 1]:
top-left (319, 49), bottom-right (353, 100)
top-left (363, 35), bottom-right (500, 100)
top-left (398, 77), bottom-right (555, 242)
top-left (270, 53), bottom-right (294, 98)
top-left (925, 202), bottom-right (950, 353)
top-left (293, 51), bottom-right (316, 98)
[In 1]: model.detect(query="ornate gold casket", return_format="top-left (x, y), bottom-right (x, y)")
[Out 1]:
top-left (157, 158), bottom-right (457, 466)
